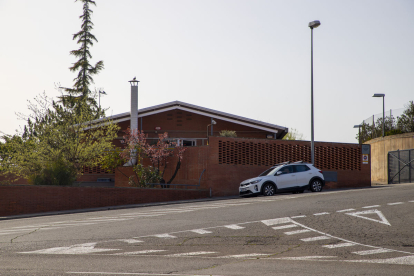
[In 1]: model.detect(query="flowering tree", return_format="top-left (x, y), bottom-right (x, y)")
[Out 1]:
top-left (102, 128), bottom-right (187, 187)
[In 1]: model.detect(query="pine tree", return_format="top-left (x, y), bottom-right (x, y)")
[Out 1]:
top-left (62, 0), bottom-right (104, 110)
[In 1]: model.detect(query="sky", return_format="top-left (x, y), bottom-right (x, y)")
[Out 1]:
top-left (1, 0), bottom-right (413, 143)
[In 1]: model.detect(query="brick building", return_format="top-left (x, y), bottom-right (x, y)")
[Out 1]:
top-left (109, 101), bottom-right (289, 147)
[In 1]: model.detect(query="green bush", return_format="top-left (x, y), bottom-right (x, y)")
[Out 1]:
top-left (129, 164), bottom-right (162, 188)
top-left (219, 130), bottom-right (237, 137)
top-left (28, 158), bottom-right (77, 186)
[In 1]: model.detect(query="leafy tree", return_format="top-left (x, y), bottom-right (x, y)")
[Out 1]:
top-left (283, 128), bottom-right (305, 140)
top-left (357, 101), bottom-right (414, 143)
top-left (219, 130), bottom-right (237, 137)
top-left (397, 101), bottom-right (414, 133)
top-left (61, 0), bottom-right (104, 111)
top-left (0, 93), bottom-right (119, 185)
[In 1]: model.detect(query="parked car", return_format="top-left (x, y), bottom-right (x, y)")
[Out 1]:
top-left (239, 161), bottom-right (325, 196)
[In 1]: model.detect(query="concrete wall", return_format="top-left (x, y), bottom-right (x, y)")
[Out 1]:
top-left (364, 132), bottom-right (414, 184)
top-left (0, 185), bottom-right (210, 217)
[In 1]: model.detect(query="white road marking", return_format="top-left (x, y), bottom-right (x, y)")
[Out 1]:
top-left (387, 202), bottom-right (404, 205)
top-left (362, 205), bottom-right (381, 208)
top-left (261, 217), bottom-right (292, 226)
top-left (112, 250), bottom-right (166, 255)
top-left (301, 236), bottom-right (331, 242)
top-left (191, 229), bottom-right (212, 234)
top-left (313, 212), bottom-right (329, 216)
top-left (336, 209), bottom-right (355, 212)
top-left (118, 239), bottom-right (143, 244)
top-left (272, 224), bottom-right (298, 230)
top-left (291, 215), bottom-right (306, 218)
top-left (167, 251), bottom-right (216, 257)
top-left (322, 242), bottom-right (356, 248)
top-left (409, 200), bottom-right (414, 203)
top-left (20, 243), bottom-right (118, 255)
top-left (154, 234), bottom-right (177, 239)
top-left (345, 209), bottom-right (391, 226)
top-left (274, 256), bottom-right (337, 260)
top-left (224, 225), bottom-right (245, 230)
top-left (352, 248), bottom-right (394, 255)
top-left (68, 272), bottom-right (228, 275)
top-left (221, 253), bottom-right (270, 258)
top-left (284, 229), bottom-right (311, 235)
top-left (346, 255), bottom-right (414, 265)
top-left (291, 221), bottom-right (413, 255)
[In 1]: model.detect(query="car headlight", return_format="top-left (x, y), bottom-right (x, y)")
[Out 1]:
top-left (250, 179), bottom-right (261, 184)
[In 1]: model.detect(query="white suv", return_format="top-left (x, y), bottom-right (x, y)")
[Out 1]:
top-left (239, 161), bottom-right (325, 196)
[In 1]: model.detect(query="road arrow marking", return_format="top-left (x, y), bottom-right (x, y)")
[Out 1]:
top-left (345, 209), bottom-right (391, 226)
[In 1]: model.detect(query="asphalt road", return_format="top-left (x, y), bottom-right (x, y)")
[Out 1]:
top-left (0, 183), bottom-right (413, 276)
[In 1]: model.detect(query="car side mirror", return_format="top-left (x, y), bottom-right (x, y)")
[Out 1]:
top-left (276, 171), bottom-right (282, 176)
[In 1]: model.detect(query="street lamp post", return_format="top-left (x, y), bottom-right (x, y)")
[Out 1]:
top-left (207, 119), bottom-right (217, 137)
top-left (309, 20), bottom-right (321, 165)
top-left (372, 93), bottom-right (385, 137)
top-left (354, 124), bottom-right (363, 144)
top-left (98, 90), bottom-right (107, 110)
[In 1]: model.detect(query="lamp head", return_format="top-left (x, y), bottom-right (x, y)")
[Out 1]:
top-left (211, 119), bottom-right (217, 125)
top-left (372, 93), bottom-right (385, 98)
top-left (308, 20), bottom-right (321, 29)
top-left (354, 125), bottom-right (363, 128)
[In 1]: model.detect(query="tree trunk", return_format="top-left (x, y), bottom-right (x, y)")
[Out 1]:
top-left (167, 160), bottom-right (181, 184)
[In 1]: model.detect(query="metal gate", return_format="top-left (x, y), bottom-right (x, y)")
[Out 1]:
top-left (388, 149), bottom-right (414, 184)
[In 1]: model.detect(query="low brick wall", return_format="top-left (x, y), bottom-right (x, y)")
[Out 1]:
top-left (0, 185), bottom-right (210, 217)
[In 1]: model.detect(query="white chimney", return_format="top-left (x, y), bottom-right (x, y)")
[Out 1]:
top-left (125, 78), bottom-right (139, 166)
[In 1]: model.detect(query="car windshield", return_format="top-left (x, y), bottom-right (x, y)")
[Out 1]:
top-left (259, 166), bottom-right (282, 176)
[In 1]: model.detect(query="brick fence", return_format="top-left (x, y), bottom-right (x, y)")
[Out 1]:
top-left (115, 136), bottom-right (371, 197)
top-left (0, 185), bottom-right (210, 217)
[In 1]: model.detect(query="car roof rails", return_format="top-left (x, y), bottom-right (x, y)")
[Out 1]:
top-left (273, 161), bottom-right (291, 166)
top-left (293, 161), bottom-right (304, 164)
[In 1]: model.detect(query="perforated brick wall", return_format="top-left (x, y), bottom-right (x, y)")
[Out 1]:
top-left (82, 165), bottom-right (115, 174)
top-left (218, 139), bottom-right (361, 170)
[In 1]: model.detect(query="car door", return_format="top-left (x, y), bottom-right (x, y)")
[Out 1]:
top-left (294, 165), bottom-right (312, 186)
top-left (274, 165), bottom-right (297, 189)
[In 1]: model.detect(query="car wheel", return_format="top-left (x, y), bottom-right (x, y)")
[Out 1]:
top-left (310, 179), bottom-right (323, 192)
top-left (262, 183), bottom-right (276, 196)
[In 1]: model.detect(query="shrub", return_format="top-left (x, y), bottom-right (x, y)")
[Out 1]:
top-left (219, 130), bottom-right (237, 137)
top-left (28, 158), bottom-right (77, 186)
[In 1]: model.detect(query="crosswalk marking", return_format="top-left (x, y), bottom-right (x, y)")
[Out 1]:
top-left (322, 242), bottom-right (355, 248)
top-left (387, 202), bottom-right (404, 206)
top-left (353, 248), bottom-right (393, 255)
top-left (272, 224), bottom-right (297, 230)
top-left (300, 236), bottom-right (330, 242)
top-left (284, 229), bottom-right (311, 235)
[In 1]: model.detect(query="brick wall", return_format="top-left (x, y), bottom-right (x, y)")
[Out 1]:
top-left (115, 136), bottom-right (371, 197)
top-left (0, 185), bottom-right (210, 217)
